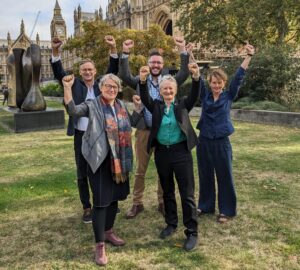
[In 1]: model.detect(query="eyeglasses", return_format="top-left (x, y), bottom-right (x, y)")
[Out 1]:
top-left (148, 61), bottom-right (163, 65)
top-left (104, 84), bottom-right (118, 91)
top-left (80, 68), bottom-right (94, 72)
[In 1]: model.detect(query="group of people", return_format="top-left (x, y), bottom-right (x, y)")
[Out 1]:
top-left (50, 35), bottom-right (254, 266)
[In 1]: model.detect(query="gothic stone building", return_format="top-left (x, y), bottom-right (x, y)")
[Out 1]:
top-left (106, 0), bottom-right (181, 36)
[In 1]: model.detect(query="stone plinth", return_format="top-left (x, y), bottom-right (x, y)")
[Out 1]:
top-left (0, 107), bottom-right (65, 133)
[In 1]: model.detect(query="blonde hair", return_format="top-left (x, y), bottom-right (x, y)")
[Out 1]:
top-left (99, 73), bottom-right (122, 92)
top-left (79, 58), bottom-right (96, 67)
top-left (208, 69), bottom-right (228, 82)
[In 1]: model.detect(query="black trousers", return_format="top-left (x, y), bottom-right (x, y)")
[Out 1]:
top-left (154, 141), bottom-right (198, 236)
top-left (74, 129), bottom-right (91, 210)
top-left (92, 201), bottom-right (118, 243)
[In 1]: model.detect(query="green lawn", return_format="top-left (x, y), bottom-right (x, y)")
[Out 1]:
top-left (0, 102), bottom-right (299, 270)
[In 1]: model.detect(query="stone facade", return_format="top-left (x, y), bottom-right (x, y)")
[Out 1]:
top-left (106, 0), bottom-right (181, 36)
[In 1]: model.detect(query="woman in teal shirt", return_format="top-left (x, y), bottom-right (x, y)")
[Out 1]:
top-left (139, 63), bottom-right (200, 251)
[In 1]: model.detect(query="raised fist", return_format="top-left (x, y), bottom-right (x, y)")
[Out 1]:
top-left (188, 63), bottom-right (200, 78)
top-left (104, 35), bottom-right (116, 48)
top-left (139, 66), bottom-right (150, 82)
top-left (174, 36), bottom-right (186, 52)
top-left (123, 39), bottom-right (134, 53)
top-left (52, 37), bottom-right (63, 50)
top-left (62, 74), bottom-right (75, 89)
top-left (245, 43), bottom-right (255, 56)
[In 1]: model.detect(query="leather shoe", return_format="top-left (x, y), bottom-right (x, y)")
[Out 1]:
top-left (159, 225), bottom-right (176, 239)
top-left (105, 229), bottom-right (125, 246)
top-left (157, 203), bottom-right (165, 216)
top-left (125, 204), bottom-right (144, 219)
top-left (95, 242), bottom-right (107, 266)
top-left (183, 234), bottom-right (198, 251)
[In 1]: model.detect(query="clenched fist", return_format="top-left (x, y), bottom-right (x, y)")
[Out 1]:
top-left (188, 63), bottom-right (200, 79)
top-left (62, 74), bottom-right (75, 89)
top-left (104, 35), bottom-right (116, 48)
top-left (174, 36), bottom-right (186, 52)
top-left (123, 39), bottom-right (134, 53)
top-left (139, 66), bottom-right (150, 82)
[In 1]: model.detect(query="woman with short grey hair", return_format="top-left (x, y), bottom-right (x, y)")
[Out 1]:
top-left (62, 73), bottom-right (142, 266)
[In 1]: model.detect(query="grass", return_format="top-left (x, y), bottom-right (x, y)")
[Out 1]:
top-left (0, 101), bottom-right (299, 270)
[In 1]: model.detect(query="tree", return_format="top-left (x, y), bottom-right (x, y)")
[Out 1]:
top-left (171, 0), bottom-right (300, 48)
top-left (64, 21), bottom-right (179, 76)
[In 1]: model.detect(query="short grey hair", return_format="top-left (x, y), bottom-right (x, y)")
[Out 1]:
top-left (99, 73), bottom-right (122, 92)
top-left (159, 75), bottom-right (178, 91)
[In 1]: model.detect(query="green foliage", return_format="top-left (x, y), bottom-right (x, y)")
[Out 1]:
top-left (65, 21), bottom-right (179, 76)
top-left (237, 45), bottom-right (300, 107)
top-left (40, 83), bottom-right (63, 97)
top-left (172, 0), bottom-right (300, 47)
top-left (232, 97), bottom-right (289, 111)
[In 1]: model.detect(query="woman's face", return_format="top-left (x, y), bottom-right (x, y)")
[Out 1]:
top-left (101, 79), bottom-right (119, 102)
top-left (209, 76), bottom-right (226, 95)
top-left (160, 80), bottom-right (177, 103)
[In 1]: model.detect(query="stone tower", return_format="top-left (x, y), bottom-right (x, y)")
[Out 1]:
top-left (50, 0), bottom-right (67, 42)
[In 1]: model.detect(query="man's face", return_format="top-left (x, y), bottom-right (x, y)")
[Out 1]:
top-left (79, 62), bottom-right (96, 83)
top-left (148, 55), bottom-right (164, 77)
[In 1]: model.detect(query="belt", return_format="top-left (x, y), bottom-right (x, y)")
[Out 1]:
top-left (156, 141), bottom-right (187, 151)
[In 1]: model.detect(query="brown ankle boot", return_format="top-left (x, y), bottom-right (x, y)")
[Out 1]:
top-left (95, 242), bottom-right (107, 266)
top-left (105, 229), bottom-right (125, 246)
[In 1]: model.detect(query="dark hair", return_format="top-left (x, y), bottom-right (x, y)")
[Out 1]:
top-left (148, 49), bottom-right (163, 57)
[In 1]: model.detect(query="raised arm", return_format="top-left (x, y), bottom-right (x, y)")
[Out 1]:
top-left (184, 63), bottom-right (201, 111)
top-left (118, 39), bottom-right (139, 89)
top-left (229, 43), bottom-right (255, 99)
top-left (50, 37), bottom-right (66, 83)
top-left (62, 75), bottom-right (89, 117)
top-left (173, 37), bottom-right (190, 86)
top-left (139, 66), bottom-right (155, 113)
top-left (104, 35), bottom-right (119, 75)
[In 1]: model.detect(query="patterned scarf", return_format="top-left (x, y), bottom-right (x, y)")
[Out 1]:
top-left (100, 96), bottom-right (133, 183)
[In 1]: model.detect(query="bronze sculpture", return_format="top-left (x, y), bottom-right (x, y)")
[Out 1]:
top-left (6, 44), bottom-right (46, 111)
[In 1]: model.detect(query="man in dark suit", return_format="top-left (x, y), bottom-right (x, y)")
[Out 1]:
top-left (50, 35), bottom-right (119, 223)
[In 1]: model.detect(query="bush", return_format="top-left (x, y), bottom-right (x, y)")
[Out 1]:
top-left (40, 83), bottom-right (63, 97)
top-left (232, 97), bottom-right (288, 111)
top-left (238, 45), bottom-right (300, 106)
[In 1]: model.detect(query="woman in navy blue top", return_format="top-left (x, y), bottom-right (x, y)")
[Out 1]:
top-left (196, 44), bottom-right (255, 223)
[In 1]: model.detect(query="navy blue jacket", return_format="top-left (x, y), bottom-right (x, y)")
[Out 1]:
top-left (196, 67), bottom-right (246, 139)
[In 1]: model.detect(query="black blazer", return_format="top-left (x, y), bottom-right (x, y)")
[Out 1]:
top-left (139, 78), bottom-right (200, 153)
top-left (50, 56), bottom-right (119, 136)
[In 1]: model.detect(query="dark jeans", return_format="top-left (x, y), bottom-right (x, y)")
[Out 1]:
top-left (196, 136), bottom-right (236, 217)
top-left (92, 201), bottom-right (118, 243)
top-left (74, 129), bottom-right (91, 210)
top-left (155, 141), bottom-right (198, 236)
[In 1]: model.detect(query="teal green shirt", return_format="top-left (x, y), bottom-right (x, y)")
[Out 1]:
top-left (157, 102), bottom-right (187, 145)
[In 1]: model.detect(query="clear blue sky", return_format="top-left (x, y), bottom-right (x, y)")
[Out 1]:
top-left (0, 0), bottom-right (108, 40)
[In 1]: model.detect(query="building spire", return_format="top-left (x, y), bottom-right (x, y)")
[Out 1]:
top-left (55, 0), bottom-right (60, 10)
top-left (20, 19), bottom-right (25, 34)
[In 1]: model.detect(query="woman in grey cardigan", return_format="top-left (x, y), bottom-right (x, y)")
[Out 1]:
top-left (63, 73), bottom-right (142, 266)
